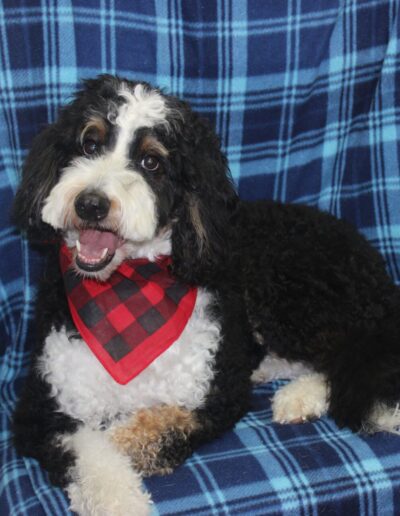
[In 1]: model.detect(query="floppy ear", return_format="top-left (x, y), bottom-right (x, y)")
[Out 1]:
top-left (13, 124), bottom-right (67, 241)
top-left (169, 106), bottom-right (238, 285)
top-left (12, 75), bottom-right (120, 242)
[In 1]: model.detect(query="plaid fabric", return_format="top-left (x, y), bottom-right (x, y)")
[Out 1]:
top-left (1, 0), bottom-right (400, 514)
top-left (60, 245), bottom-right (197, 385)
top-left (145, 382), bottom-right (400, 515)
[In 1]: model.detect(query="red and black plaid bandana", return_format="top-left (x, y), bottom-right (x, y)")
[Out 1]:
top-left (59, 245), bottom-right (197, 385)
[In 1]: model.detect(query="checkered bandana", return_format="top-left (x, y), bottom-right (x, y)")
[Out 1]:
top-left (59, 244), bottom-right (197, 384)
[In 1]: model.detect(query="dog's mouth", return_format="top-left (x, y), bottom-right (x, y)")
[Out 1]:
top-left (75, 228), bottom-right (125, 272)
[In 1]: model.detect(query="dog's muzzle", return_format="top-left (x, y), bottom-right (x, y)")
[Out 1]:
top-left (72, 189), bottom-right (125, 272)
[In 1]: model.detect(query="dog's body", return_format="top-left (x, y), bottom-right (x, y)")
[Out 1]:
top-left (12, 75), bottom-right (400, 515)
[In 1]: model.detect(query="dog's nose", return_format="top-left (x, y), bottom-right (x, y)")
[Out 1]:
top-left (74, 190), bottom-right (111, 222)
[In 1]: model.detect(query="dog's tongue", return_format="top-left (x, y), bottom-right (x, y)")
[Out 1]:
top-left (78, 229), bottom-right (121, 259)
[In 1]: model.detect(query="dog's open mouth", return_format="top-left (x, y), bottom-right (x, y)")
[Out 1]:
top-left (75, 229), bottom-right (124, 272)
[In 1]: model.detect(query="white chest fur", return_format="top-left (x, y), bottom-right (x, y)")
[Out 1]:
top-left (38, 289), bottom-right (220, 429)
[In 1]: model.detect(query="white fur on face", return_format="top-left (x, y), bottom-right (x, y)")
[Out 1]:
top-left (41, 153), bottom-right (157, 242)
top-left (41, 82), bottom-right (169, 244)
top-left (114, 83), bottom-right (169, 156)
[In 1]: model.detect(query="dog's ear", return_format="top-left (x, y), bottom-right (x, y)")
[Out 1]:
top-left (169, 104), bottom-right (238, 285)
top-left (13, 123), bottom-right (67, 241)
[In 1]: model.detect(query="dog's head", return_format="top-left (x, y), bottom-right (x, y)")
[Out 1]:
top-left (13, 75), bottom-right (237, 283)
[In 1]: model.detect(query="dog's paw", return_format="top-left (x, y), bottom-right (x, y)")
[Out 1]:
top-left (65, 427), bottom-right (151, 516)
top-left (67, 479), bottom-right (151, 516)
top-left (272, 374), bottom-right (329, 424)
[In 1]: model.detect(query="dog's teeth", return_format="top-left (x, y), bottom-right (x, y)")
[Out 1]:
top-left (76, 240), bottom-right (81, 252)
top-left (100, 248), bottom-right (108, 259)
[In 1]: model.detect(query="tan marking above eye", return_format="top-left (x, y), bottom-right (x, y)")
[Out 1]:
top-left (80, 117), bottom-right (108, 145)
top-left (140, 136), bottom-right (169, 158)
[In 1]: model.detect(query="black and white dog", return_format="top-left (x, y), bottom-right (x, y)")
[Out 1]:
top-left (13, 75), bottom-right (400, 515)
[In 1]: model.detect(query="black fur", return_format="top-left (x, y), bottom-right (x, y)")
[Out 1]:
top-left (164, 96), bottom-right (238, 285)
top-left (237, 201), bottom-right (400, 430)
top-left (12, 248), bottom-right (80, 487)
top-left (12, 75), bottom-right (400, 495)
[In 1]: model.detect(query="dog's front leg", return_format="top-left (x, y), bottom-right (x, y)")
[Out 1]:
top-left (63, 426), bottom-right (151, 516)
top-left (13, 368), bottom-right (79, 487)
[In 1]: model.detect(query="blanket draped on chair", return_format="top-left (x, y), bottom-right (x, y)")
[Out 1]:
top-left (1, 1), bottom-right (400, 514)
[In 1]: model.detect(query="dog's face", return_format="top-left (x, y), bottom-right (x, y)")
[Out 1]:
top-left (14, 75), bottom-right (237, 283)
top-left (40, 80), bottom-right (179, 279)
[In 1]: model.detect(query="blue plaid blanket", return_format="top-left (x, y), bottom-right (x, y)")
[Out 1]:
top-left (1, 1), bottom-right (400, 514)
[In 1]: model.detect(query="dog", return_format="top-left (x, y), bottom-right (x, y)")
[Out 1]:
top-left (12, 74), bottom-right (400, 515)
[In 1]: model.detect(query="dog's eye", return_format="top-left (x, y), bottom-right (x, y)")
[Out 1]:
top-left (141, 155), bottom-right (160, 171)
top-left (82, 139), bottom-right (98, 156)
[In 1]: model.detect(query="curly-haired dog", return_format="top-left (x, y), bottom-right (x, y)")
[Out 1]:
top-left (13, 75), bottom-right (400, 515)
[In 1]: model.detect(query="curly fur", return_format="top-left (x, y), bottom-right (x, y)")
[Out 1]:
top-left (12, 75), bottom-right (400, 514)
top-left (238, 201), bottom-right (400, 430)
